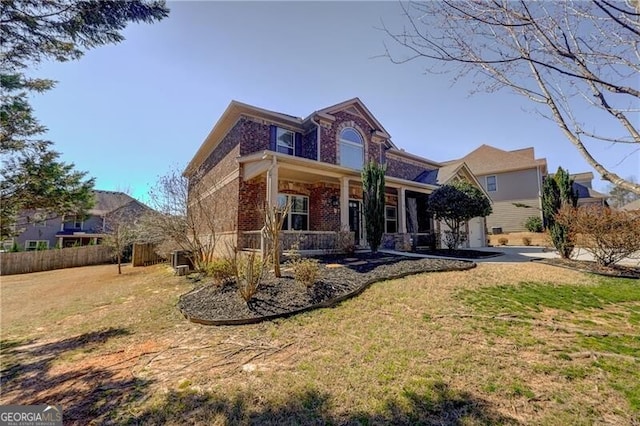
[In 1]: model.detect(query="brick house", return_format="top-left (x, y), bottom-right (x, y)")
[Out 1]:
top-left (184, 98), bottom-right (489, 253)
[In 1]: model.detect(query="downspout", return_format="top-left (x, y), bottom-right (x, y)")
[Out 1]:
top-left (536, 165), bottom-right (543, 219)
top-left (310, 114), bottom-right (321, 162)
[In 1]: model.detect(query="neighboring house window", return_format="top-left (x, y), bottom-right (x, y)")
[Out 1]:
top-left (64, 216), bottom-right (83, 229)
top-left (486, 175), bottom-right (497, 192)
top-left (339, 128), bottom-right (364, 170)
top-left (278, 194), bottom-right (309, 231)
top-left (25, 240), bottom-right (49, 251)
top-left (385, 206), bottom-right (397, 233)
top-left (276, 128), bottom-right (295, 155)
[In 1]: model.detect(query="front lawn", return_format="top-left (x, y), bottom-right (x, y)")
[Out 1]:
top-left (1, 262), bottom-right (638, 424)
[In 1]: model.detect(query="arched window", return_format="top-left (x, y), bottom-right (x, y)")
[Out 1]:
top-left (339, 128), bottom-right (364, 169)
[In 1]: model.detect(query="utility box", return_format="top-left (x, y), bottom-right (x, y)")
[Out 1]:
top-left (491, 227), bottom-right (503, 235)
top-left (171, 250), bottom-right (193, 271)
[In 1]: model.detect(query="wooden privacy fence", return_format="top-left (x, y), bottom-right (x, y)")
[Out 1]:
top-left (0, 245), bottom-right (113, 276)
top-left (132, 243), bottom-right (165, 267)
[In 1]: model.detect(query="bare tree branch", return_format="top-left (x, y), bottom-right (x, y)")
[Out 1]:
top-left (381, 0), bottom-right (640, 194)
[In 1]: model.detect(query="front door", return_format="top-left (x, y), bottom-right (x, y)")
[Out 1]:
top-left (348, 200), bottom-right (362, 246)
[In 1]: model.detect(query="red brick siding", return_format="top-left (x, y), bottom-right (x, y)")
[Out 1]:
top-left (238, 177), bottom-right (266, 231)
top-left (319, 111), bottom-right (384, 166)
top-left (385, 154), bottom-right (434, 181)
top-left (239, 117), bottom-right (271, 156)
top-left (309, 185), bottom-right (341, 232)
top-left (301, 129), bottom-right (318, 160)
top-left (194, 178), bottom-right (239, 234)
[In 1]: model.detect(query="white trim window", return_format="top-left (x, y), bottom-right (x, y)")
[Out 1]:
top-left (385, 205), bottom-right (397, 233)
top-left (486, 175), bottom-right (497, 192)
top-left (276, 128), bottom-right (295, 156)
top-left (278, 194), bottom-right (309, 231)
top-left (339, 128), bottom-right (364, 170)
top-left (64, 215), bottom-right (83, 230)
top-left (25, 240), bottom-right (49, 251)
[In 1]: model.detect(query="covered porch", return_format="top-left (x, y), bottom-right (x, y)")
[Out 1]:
top-left (237, 151), bottom-right (440, 253)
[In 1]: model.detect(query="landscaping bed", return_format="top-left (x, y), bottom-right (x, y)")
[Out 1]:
top-left (535, 257), bottom-right (640, 279)
top-left (178, 253), bottom-right (475, 325)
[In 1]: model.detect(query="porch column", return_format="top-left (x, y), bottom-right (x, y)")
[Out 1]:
top-left (398, 187), bottom-right (406, 233)
top-left (266, 159), bottom-right (279, 208)
top-left (340, 177), bottom-right (349, 230)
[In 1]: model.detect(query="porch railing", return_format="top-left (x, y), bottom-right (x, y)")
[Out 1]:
top-left (239, 230), bottom-right (354, 253)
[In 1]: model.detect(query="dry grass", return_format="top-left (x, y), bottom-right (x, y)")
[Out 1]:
top-left (1, 262), bottom-right (638, 425)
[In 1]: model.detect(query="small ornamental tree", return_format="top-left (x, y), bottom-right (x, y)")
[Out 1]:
top-left (361, 161), bottom-right (386, 253)
top-left (428, 180), bottom-right (492, 249)
top-left (556, 205), bottom-right (640, 267)
top-left (542, 167), bottom-right (578, 258)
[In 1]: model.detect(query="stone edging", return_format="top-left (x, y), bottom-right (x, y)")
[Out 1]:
top-left (178, 261), bottom-right (477, 326)
top-left (532, 258), bottom-right (639, 280)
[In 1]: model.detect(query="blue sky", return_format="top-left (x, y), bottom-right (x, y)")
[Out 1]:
top-left (27, 1), bottom-right (638, 201)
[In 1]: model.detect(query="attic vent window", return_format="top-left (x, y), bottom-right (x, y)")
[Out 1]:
top-left (339, 128), bottom-right (364, 170)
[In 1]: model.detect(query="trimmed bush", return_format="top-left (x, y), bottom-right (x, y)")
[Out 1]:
top-left (524, 216), bottom-right (543, 233)
top-left (498, 237), bottom-right (508, 246)
top-left (522, 237), bottom-right (532, 246)
top-left (203, 258), bottom-right (235, 284)
top-left (289, 257), bottom-right (320, 288)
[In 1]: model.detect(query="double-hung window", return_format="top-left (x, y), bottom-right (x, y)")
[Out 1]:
top-left (278, 194), bottom-right (309, 231)
top-left (64, 215), bottom-right (83, 230)
top-left (385, 206), bottom-right (397, 233)
top-left (26, 240), bottom-right (49, 251)
top-left (339, 128), bottom-right (364, 170)
top-left (486, 175), bottom-right (497, 192)
top-left (276, 128), bottom-right (295, 156)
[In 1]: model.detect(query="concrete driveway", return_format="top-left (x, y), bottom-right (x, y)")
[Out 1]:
top-left (382, 246), bottom-right (639, 266)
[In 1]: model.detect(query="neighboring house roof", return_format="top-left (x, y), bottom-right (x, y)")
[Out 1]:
top-left (89, 190), bottom-right (141, 216)
top-left (621, 199), bottom-right (640, 211)
top-left (572, 182), bottom-right (607, 200)
top-left (413, 160), bottom-right (492, 200)
top-left (445, 144), bottom-right (547, 176)
top-left (548, 172), bottom-right (608, 201)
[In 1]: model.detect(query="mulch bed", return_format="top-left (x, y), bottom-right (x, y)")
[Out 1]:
top-left (534, 257), bottom-right (640, 279)
top-left (412, 249), bottom-right (503, 259)
top-left (178, 253), bottom-right (475, 325)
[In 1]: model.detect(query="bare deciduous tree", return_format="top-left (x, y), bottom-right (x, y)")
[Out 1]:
top-left (381, 0), bottom-right (640, 195)
top-left (262, 201), bottom-right (291, 278)
top-left (139, 165), bottom-right (220, 272)
top-left (102, 209), bottom-right (139, 275)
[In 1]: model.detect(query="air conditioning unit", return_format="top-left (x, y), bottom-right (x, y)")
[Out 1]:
top-left (491, 227), bottom-right (502, 235)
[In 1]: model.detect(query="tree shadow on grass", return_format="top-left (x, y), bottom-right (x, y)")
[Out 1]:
top-left (1, 327), bottom-right (152, 425)
top-left (121, 381), bottom-right (520, 425)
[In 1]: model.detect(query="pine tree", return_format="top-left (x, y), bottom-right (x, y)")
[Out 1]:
top-left (361, 161), bottom-right (386, 253)
top-left (542, 167), bottom-right (578, 258)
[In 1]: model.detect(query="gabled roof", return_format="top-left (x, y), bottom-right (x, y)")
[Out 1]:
top-left (572, 182), bottom-right (607, 200)
top-left (549, 171), bottom-right (607, 200)
top-left (186, 98), bottom-right (402, 176)
top-left (90, 190), bottom-right (142, 216)
top-left (413, 160), bottom-right (492, 200)
top-left (447, 144), bottom-right (547, 176)
top-left (312, 97), bottom-right (394, 145)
